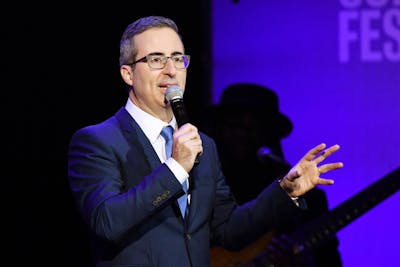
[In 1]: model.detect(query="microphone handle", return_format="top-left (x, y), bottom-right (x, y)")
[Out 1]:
top-left (170, 99), bottom-right (200, 166)
top-left (170, 99), bottom-right (189, 126)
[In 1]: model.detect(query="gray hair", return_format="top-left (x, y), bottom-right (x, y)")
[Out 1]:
top-left (119, 16), bottom-right (180, 67)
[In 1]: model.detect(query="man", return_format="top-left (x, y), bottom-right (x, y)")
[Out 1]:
top-left (67, 16), bottom-right (343, 267)
top-left (203, 83), bottom-right (294, 204)
top-left (205, 83), bottom-right (343, 266)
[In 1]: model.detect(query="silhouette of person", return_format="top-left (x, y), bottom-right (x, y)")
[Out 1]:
top-left (203, 83), bottom-right (343, 267)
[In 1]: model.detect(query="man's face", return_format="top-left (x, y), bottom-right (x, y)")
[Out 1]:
top-left (217, 109), bottom-right (278, 160)
top-left (123, 27), bottom-right (187, 121)
top-left (218, 110), bottom-right (262, 159)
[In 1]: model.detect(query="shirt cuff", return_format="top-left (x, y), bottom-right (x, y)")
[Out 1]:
top-left (291, 196), bottom-right (300, 207)
top-left (165, 158), bottom-right (189, 185)
top-left (277, 177), bottom-right (300, 207)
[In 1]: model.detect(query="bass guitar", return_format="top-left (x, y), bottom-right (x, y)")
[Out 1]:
top-left (210, 167), bottom-right (400, 267)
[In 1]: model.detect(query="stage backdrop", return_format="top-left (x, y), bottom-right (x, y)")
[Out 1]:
top-left (212, 0), bottom-right (399, 266)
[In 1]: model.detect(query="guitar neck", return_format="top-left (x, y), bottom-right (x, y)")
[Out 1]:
top-left (243, 167), bottom-right (400, 267)
top-left (290, 167), bottom-right (400, 254)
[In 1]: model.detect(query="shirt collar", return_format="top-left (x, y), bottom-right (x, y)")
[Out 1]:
top-left (125, 98), bottom-right (177, 143)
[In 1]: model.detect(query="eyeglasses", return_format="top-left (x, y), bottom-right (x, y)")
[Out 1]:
top-left (127, 54), bottom-right (190, 69)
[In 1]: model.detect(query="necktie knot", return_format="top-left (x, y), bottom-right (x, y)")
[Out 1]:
top-left (161, 126), bottom-right (174, 158)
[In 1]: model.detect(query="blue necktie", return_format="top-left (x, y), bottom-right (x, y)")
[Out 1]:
top-left (161, 126), bottom-right (188, 219)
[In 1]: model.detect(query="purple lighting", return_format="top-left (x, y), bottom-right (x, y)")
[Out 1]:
top-left (212, 0), bottom-right (400, 266)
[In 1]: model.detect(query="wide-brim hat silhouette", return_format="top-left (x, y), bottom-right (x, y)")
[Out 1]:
top-left (211, 83), bottom-right (293, 139)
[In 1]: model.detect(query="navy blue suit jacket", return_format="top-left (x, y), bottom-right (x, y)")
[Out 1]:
top-left (68, 107), bottom-right (301, 267)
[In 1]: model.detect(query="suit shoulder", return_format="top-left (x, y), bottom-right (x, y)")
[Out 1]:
top-left (74, 116), bottom-right (119, 135)
top-left (199, 131), bottom-right (214, 143)
top-left (199, 131), bottom-right (218, 148)
top-left (71, 107), bottom-right (128, 136)
top-left (69, 115), bottom-right (123, 146)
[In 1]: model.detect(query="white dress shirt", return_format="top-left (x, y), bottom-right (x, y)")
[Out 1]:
top-left (125, 98), bottom-right (189, 192)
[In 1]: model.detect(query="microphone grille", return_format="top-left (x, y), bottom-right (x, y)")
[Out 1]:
top-left (165, 85), bottom-right (183, 102)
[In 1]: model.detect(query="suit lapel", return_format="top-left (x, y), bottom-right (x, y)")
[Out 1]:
top-left (115, 107), bottom-right (161, 171)
top-left (115, 107), bottom-right (195, 223)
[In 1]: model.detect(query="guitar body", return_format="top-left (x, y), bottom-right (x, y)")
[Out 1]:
top-left (210, 231), bottom-right (276, 267)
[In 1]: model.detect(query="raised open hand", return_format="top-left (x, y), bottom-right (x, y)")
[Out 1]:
top-left (279, 143), bottom-right (344, 197)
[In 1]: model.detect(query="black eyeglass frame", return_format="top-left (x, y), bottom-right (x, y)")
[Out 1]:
top-left (126, 54), bottom-right (191, 69)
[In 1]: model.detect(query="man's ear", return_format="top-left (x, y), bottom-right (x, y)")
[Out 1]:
top-left (120, 65), bottom-right (134, 86)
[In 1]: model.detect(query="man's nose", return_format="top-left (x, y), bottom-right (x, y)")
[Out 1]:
top-left (163, 58), bottom-right (177, 73)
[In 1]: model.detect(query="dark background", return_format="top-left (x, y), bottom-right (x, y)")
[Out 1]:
top-left (4, 2), bottom-right (211, 266)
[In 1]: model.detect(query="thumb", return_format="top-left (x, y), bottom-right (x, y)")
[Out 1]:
top-left (286, 167), bottom-right (301, 181)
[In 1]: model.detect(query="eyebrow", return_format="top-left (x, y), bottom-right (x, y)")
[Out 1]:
top-left (147, 51), bottom-right (184, 56)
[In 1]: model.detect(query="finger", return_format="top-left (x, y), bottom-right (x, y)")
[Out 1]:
top-left (314, 144), bottom-right (341, 164)
top-left (192, 139), bottom-right (203, 156)
top-left (176, 123), bottom-right (198, 136)
top-left (316, 177), bottom-right (335, 185)
top-left (318, 162), bottom-right (344, 174)
top-left (175, 127), bottom-right (199, 143)
top-left (303, 143), bottom-right (326, 161)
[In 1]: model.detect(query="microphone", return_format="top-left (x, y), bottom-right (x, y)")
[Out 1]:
top-left (165, 85), bottom-right (189, 126)
top-left (165, 85), bottom-right (200, 165)
top-left (257, 146), bottom-right (291, 169)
